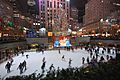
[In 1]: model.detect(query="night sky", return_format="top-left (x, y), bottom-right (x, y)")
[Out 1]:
top-left (16, 0), bottom-right (87, 23)
top-left (71, 0), bottom-right (87, 9)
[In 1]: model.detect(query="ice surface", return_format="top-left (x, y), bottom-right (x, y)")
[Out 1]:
top-left (0, 48), bottom-right (116, 79)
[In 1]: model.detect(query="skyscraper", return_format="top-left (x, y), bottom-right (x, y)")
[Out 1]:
top-left (38, 0), bottom-right (70, 34)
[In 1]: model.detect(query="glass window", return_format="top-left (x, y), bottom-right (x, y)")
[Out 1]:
top-left (57, 2), bottom-right (59, 8)
top-left (47, 1), bottom-right (49, 7)
top-left (50, 2), bottom-right (52, 8)
top-left (54, 1), bottom-right (56, 8)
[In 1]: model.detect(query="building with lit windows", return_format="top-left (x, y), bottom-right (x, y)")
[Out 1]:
top-left (70, 7), bottom-right (79, 30)
top-left (38, 0), bottom-right (70, 34)
top-left (83, 0), bottom-right (120, 35)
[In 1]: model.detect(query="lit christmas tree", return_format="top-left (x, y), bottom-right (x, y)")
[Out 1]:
top-left (53, 4), bottom-right (68, 35)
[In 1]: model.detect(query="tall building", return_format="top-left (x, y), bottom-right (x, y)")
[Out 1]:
top-left (70, 7), bottom-right (78, 20)
top-left (83, 0), bottom-right (119, 33)
top-left (38, 0), bottom-right (70, 33)
top-left (70, 7), bottom-right (80, 30)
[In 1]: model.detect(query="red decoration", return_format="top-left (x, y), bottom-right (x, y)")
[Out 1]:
top-left (0, 26), bottom-right (2, 30)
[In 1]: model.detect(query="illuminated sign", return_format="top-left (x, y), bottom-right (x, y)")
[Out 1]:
top-left (54, 36), bottom-right (72, 47)
top-left (48, 32), bottom-right (53, 36)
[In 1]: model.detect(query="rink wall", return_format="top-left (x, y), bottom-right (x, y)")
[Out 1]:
top-left (90, 40), bottom-right (120, 46)
top-left (26, 38), bottom-right (48, 45)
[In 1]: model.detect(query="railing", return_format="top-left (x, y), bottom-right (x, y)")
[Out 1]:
top-left (90, 36), bottom-right (120, 40)
top-left (0, 38), bottom-right (26, 44)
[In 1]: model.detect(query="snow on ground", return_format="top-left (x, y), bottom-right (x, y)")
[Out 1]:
top-left (0, 48), bottom-right (116, 79)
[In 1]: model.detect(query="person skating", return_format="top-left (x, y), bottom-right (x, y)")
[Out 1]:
top-left (58, 49), bottom-right (61, 54)
top-left (21, 51), bottom-right (24, 56)
top-left (102, 50), bottom-right (104, 55)
top-left (86, 57), bottom-right (89, 64)
top-left (68, 58), bottom-right (72, 67)
top-left (49, 64), bottom-right (54, 71)
top-left (26, 54), bottom-right (29, 59)
top-left (62, 55), bottom-right (65, 61)
top-left (106, 55), bottom-right (109, 61)
top-left (5, 62), bottom-right (11, 73)
top-left (82, 57), bottom-right (85, 64)
top-left (17, 63), bottom-right (23, 74)
top-left (99, 56), bottom-right (105, 62)
top-left (42, 49), bottom-right (44, 54)
top-left (41, 61), bottom-right (46, 73)
top-left (90, 52), bottom-right (93, 58)
top-left (22, 60), bottom-right (27, 71)
top-left (42, 57), bottom-right (45, 63)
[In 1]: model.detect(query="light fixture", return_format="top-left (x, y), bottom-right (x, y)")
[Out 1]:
top-left (66, 0), bottom-right (70, 1)
top-left (27, 0), bottom-right (36, 6)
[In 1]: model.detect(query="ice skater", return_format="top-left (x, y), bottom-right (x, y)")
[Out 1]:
top-left (26, 54), bottom-right (29, 59)
top-left (49, 64), bottom-right (54, 71)
top-left (21, 51), bottom-right (24, 56)
top-left (41, 61), bottom-right (46, 73)
top-left (42, 57), bottom-right (45, 62)
top-left (58, 49), bottom-right (61, 54)
top-left (90, 52), bottom-right (93, 58)
top-left (5, 62), bottom-right (11, 73)
top-left (22, 60), bottom-right (27, 71)
top-left (42, 49), bottom-right (44, 54)
top-left (17, 63), bottom-right (23, 74)
top-left (62, 55), bottom-right (65, 61)
top-left (86, 57), bottom-right (89, 64)
top-left (68, 58), bottom-right (72, 67)
top-left (82, 57), bottom-right (85, 64)
top-left (106, 55), bottom-right (109, 61)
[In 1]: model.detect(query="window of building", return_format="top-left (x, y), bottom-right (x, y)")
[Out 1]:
top-left (67, 1), bottom-right (69, 7)
top-left (47, 1), bottom-right (49, 7)
top-left (54, 10), bottom-right (56, 13)
top-left (43, 1), bottom-right (45, 4)
top-left (57, 2), bottom-right (59, 8)
top-left (63, 3), bottom-right (65, 9)
top-left (50, 2), bottom-right (52, 8)
top-left (41, 5), bottom-right (43, 11)
top-left (67, 9), bottom-right (69, 14)
top-left (43, 6), bottom-right (45, 11)
top-left (54, 1), bottom-right (56, 8)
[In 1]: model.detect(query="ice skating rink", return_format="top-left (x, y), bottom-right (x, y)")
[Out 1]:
top-left (0, 48), bottom-right (116, 79)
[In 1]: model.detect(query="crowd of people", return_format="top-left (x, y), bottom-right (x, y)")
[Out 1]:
top-left (5, 55), bottom-right (119, 80)
top-left (5, 51), bottom-right (27, 74)
top-left (3, 44), bottom-right (119, 80)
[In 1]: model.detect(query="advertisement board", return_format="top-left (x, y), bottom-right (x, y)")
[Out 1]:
top-left (54, 36), bottom-right (71, 47)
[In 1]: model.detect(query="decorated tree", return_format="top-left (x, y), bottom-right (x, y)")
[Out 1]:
top-left (53, 4), bottom-right (68, 34)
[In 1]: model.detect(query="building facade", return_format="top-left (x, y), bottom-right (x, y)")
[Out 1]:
top-left (70, 7), bottom-right (80, 31)
top-left (83, 0), bottom-right (119, 34)
top-left (38, 0), bottom-right (70, 34)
